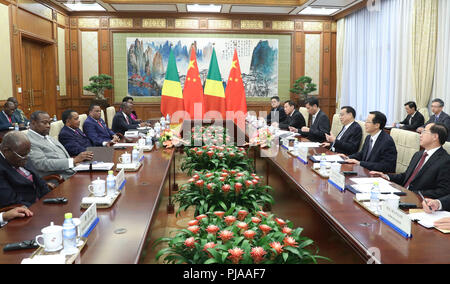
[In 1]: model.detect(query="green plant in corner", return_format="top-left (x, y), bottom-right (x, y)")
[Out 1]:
top-left (83, 74), bottom-right (113, 100)
top-left (290, 76), bottom-right (317, 104)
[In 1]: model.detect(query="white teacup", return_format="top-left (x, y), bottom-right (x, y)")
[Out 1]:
top-left (35, 222), bottom-right (63, 252)
top-left (119, 152), bottom-right (131, 164)
top-left (331, 163), bottom-right (342, 173)
top-left (88, 178), bottom-right (106, 197)
top-left (386, 194), bottom-right (400, 209)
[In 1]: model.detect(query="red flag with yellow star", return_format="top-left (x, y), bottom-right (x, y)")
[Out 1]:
top-left (225, 49), bottom-right (247, 120)
top-left (183, 46), bottom-right (204, 120)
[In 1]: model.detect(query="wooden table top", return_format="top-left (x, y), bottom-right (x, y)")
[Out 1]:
top-left (261, 141), bottom-right (450, 264)
top-left (0, 146), bottom-right (174, 264)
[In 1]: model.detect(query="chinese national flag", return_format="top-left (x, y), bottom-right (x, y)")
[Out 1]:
top-left (183, 46), bottom-right (204, 120)
top-left (225, 49), bottom-right (247, 125)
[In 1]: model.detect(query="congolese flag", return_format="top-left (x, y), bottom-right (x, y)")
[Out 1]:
top-left (203, 48), bottom-right (226, 120)
top-left (161, 49), bottom-right (184, 118)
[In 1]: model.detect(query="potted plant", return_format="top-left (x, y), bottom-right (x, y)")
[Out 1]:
top-left (154, 208), bottom-right (328, 264)
top-left (83, 74), bottom-right (113, 101)
top-left (173, 170), bottom-right (273, 216)
top-left (290, 76), bottom-right (317, 106)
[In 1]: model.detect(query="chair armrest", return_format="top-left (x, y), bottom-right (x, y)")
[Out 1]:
top-left (42, 174), bottom-right (65, 185)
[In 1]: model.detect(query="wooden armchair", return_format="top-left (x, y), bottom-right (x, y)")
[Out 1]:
top-left (42, 174), bottom-right (64, 190)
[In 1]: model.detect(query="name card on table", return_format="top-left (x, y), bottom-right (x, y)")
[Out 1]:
top-left (379, 204), bottom-right (412, 239)
top-left (296, 147), bottom-right (309, 164)
top-left (80, 203), bottom-right (99, 238)
top-left (328, 169), bottom-right (345, 192)
top-left (116, 168), bottom-right (126, 191)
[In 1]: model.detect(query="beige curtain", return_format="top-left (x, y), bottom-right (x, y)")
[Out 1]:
top-left (335, 18), bottom-right (345, 112)
top-left (411, 0), bottom-right (438, 109)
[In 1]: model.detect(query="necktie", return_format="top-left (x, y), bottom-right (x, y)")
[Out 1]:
top-left (331, 127), bottom-right (346, 151)
top-left (404, 152), bottom-right (428, 189)
top-left (97, 120), bottom-right (104, 129)
top-left (125, 115), bottom-right (129, 125)
top-left (365, 138), bottom-right (374, 161)
top-left (16, 167), bottom-right (33, 183)
top-left (435, 116), bottom-right (439, 123)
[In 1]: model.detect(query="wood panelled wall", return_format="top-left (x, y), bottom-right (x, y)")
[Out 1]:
top-left (3, 0), bottom-right (338, 122)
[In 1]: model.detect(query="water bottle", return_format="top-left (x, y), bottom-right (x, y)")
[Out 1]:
top-left (370, 182), bottom-right (381, 214)
top-left (166, 114), bottom-right (170, 125)
top-left (146, 133), bottom-right (153, 146)
top-left (14, 123), bottom-right (19, 131)
top-left (319, 153), bottom-right (327, 175)
top-left (62, 213), bottom-right (78, 255)
top-left (106, 170), bottom-right (116, 196)
top-left (53, 115), bottom-right (57, 122)
top-left (132, 146), bottom-right (139, 164)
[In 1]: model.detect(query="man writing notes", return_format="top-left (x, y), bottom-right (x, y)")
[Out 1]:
top-left (278, 101), bottom-right (306, 131)
top-left (27, 111), bottom-right (93, 182)
top-left (321, 106), bottom-right (362, 156)
top-left (370, 123), bottom-right (450, 199)
top-left (83, 104), bottom-right (119, 147)
top-left (341, 111), bottom-right (397, 173)
top-left (395, 101), bottom-right (424, 131)
top-left (266, 96), bottom-right (287, 126)
top-left (290, 97), bottom-right (330, 143)
top-left (417, 99), bottom-right (450, 141)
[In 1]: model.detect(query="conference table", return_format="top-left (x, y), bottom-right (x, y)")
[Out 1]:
top-left (0, 144), bottom-right (175, 264)
top-left (256, 137), bottom-right (450, 264)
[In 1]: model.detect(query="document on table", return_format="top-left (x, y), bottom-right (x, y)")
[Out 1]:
top-left (297, 142), bottom-right (321, 148)
top-left (409, 211), bottom-right (450, 231)
top-left (113, 143), bottom-right (138, 148)
top-left (312, 155), bottom-right (344, 162)
top-left (350, 177), bottom-right (391, 186)
top-left (351, 183), bottom-right (401, 194)
top-left (74, 162), bottom-right (114, 171)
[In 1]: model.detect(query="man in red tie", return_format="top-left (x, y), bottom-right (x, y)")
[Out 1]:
top-left (111, 102), bottom-right (147, 135)
top-left (0, 101), bottom-right (17, 131)
top-left (0, 131), bottom-right (50, 210)
top-left (370, 123), bottom-right (450, 199)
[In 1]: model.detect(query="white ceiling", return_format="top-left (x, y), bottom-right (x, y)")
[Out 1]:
top-left (52, 0), bottom-right (364, 16)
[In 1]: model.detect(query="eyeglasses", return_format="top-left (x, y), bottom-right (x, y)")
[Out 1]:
top-left (12, 149), bottom-right (28, 160)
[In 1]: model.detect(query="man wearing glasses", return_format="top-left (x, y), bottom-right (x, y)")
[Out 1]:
top-left (0, 132), bottom-right (48, 226)
top-left (340, 111), bottom-right (397, 173)
top-left (370, 123), bottom-right (450, 199)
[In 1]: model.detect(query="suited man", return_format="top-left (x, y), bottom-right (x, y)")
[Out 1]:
top-left (371, 123), bottom-right (450, 199)
top-left (112, 102), bottom-right (146, 135)
top-left (321, 106), bottom-right (362, 156)
top-left (343, 111), bottom-right (397, 173)
top-left (417, 99), bottom-right (450, 141)
top-left (0, 102), bottom-right (17, 131)
top-left (266, 96), bottom-right (287, 126)
top-left (278, 100), bottom-right (306, 131)
top-left (0, 131), bottom-right (49, 209)
top-left (59, 110), bottom-right (93, 157)
top-left (291, 97), bottom-right (330, 143)
top-left (7, 97), bottom-right (28, 126)
top-left (27, 111), bottom-right (93, 181)
top-left (83, 104), bottom-right (119, 147)
top-left (396, 101), bottom-right (424, 131)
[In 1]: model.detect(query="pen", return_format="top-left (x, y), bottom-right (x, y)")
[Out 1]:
top-left (419, 191), bottom-right (433, 211)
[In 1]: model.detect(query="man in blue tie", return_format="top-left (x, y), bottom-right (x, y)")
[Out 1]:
top-left (341, 111), bottom-right (397, 173)
top-left (83, 104), bottom-right (119, 147)
top-left (417, 99), bottom-right (450, 141)
top-left (59, 109), bottom-right (93, 157)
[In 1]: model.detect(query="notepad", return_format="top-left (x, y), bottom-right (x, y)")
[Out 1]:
top-left (409, 211), bottom-right (450, 232)
top-left (312, 155), bottom-right (344, 162)
top-left (350, 177), bottom-right (391, 186)
top-left (73, 162), bottom-right (114, 172)
top-left (351, 183), bottom-right (401, 194)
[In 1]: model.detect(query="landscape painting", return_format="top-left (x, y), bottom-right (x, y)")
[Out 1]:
top-left (126, 37), bottom-right (278, 98)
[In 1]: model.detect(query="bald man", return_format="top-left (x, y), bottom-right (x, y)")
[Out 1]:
top-left (0, 132), bottom-right (49, 210)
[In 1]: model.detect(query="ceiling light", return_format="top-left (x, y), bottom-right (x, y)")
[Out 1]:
top-left (186, 4), bottom-right (222, 13)
top-left (298, 7), bottom-right (340, 15)
top-left (63, 3), bottom-right (106, 11)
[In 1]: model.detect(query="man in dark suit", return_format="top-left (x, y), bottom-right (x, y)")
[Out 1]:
top-left (7, 97), bottom-right (28, 126)
top-left (0, 131), bottom-right (50, 209)
top-left (396, 101), bottom-right (424, 131)
top-left (343, 111), bottom-right (397, 173)
top-left (321, 106), bottom-right (362, 156)
top-left (266, 96), bottom-right (287, 126)
top-left (83, 104), bottom-right (119, 147)
top-left (417, 99), bottom-right (450, 141)
top-left (59, 109), bottom-right (93, 157)
top-left (291, 97), bottom-right (330, 143)
top-left (278, 100), bottom-right (306, 131)
top-left (112, 102), bottom-right (146, 135)
top-left (371, 123), bottom-right (450, 199)
top-left (0, 101), bottom-right (17, 131)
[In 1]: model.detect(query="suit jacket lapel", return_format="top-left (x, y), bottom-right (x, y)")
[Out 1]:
top-left (411, 148), bottom-right (444, 183)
